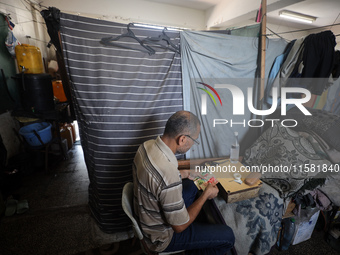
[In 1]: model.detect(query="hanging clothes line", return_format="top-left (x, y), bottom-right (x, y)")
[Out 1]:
top-left (266, 22), bottom-right (340, 36)
top-left (267, 27), bottom-right (292, 41)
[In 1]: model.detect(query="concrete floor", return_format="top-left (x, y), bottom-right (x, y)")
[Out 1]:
top-left (0, 143), bottom-right (339, 255)
top-left (0, 143), bottom-right (133, 255)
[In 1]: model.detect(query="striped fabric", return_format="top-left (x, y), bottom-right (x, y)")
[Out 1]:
top-left (59, 13), bottom-right (183, 233)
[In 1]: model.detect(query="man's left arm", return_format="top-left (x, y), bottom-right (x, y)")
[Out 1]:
top-left (179, 169), bottom-right (190, 179)
top-left (179, 169), bottom-right (203, 180)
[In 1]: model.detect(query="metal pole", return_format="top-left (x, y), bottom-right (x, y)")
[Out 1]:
top-left (260, 0), bottom-right (267, 104)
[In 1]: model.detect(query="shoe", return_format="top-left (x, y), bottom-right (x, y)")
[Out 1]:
top-left (5, 199), bottom-right (18, 216)
top-left (16, 199), bottom-right (29, 214)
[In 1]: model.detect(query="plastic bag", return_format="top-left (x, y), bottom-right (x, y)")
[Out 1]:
top-left (4, 16), bottom-right (20, 58)
top-left (5, 28), bottom-right (20, 58)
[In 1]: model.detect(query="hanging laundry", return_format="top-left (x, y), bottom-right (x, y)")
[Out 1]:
top-left (297, 30), bottom-right (336, 95)
top-left (40, 7), bottom-right (62, 53)
top-left (267, 30), bottom-right (337, 104)
top-left (264, 38), bottom-right (303, 104)
top-left (4, 16), bottom-right (20, 58)
top-left (265, 40), bottom-right (295, 105)
top-left (332, 50), bottom-right (340, 79)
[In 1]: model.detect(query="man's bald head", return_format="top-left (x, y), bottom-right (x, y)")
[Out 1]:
top-left (163, 111), bottom-right (200, 138)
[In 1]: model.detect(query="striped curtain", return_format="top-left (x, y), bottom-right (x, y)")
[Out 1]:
top-left (59, 13), bottom-right (183, 233)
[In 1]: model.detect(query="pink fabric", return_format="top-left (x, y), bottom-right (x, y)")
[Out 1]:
top-left (310, 189), bottom-right (333, 211)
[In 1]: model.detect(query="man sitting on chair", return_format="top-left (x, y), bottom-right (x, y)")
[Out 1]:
top-left (132, 110), bottom-right (235, 255)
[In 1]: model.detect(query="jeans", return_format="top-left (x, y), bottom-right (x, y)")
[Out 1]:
top-left (163, 179), bottom-right (235, 255)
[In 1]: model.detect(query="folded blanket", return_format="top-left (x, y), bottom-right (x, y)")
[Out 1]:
top-left (243, 122), bottom-right (331, 199)
top-left (214, 183), bottom-right (283, 255)
top-left (285, 107), bottom-right (340, 151)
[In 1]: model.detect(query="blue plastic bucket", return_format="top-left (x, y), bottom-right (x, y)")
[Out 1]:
top-left (19, 122), bottom-right (52, 147)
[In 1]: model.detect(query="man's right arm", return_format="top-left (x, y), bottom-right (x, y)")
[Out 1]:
top-left (171, 183), bottom-right (219, 233)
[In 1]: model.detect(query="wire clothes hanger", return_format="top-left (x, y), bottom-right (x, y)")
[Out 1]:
top-left (100, 23), bottom-right (155, 55)
top-left (142, 27), bottom-right (180, 54)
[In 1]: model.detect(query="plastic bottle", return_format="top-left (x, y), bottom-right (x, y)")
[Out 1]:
top-left (230, 132), bottom-right (240, 163)
top-left (15, 44), bottom-right (44, 74)
top-left (277, 218), bottom-right (296, 250)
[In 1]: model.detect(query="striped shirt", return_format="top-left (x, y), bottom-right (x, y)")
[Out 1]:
top-left (132, 136), bottom-right (189, 252)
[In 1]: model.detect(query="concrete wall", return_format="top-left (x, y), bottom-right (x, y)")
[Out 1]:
top-left (0, 0), bottom-right (54, 159)
top-left (2, 0), bottom-right (338, 53)
top-left (0, 0), bottom-right (55, 70)
top-left (40, 0), bottom-right (206, 30)
top-left (38, 0), bottom-right (313, 42)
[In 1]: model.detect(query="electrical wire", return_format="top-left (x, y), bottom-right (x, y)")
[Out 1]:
top-left (0, 1), bottom-right (34, 13)
top-left (22, 0), bottom-right (43, 13)
top-left (0, 1), bottom-right (47, 29)
top-left (20, 0), bottom-right (33, 13)
top-left (0, 18), bottom-right (46, 29)
top-left (0, 2), bottom-right (41, 22)
top-left (0, 9), bottom-right (46, 26)
top-left (330, 12), bottom-right (340, 30)
top-left (26, 35), bottom-right (57, 50)
top-left (26, 36), bottom-right (49, 44)
top-left (0, 7), bottom-right (37, 21)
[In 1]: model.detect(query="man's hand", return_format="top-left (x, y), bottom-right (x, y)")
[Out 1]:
top-left (179, 169), bottom-right (190, 179)
top-left (171, 182), bottom-right (219, 233)
top-left (203, 183), bottom-right (219, 200)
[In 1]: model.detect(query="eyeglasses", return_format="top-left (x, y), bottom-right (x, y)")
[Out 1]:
top-left (183, 134), bottom-right (200, 145)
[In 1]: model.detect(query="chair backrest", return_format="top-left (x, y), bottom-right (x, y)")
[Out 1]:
top-left (121, 182), bottom-right (144, 240)
top-left (122, 182), bottom-right (185, 255)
